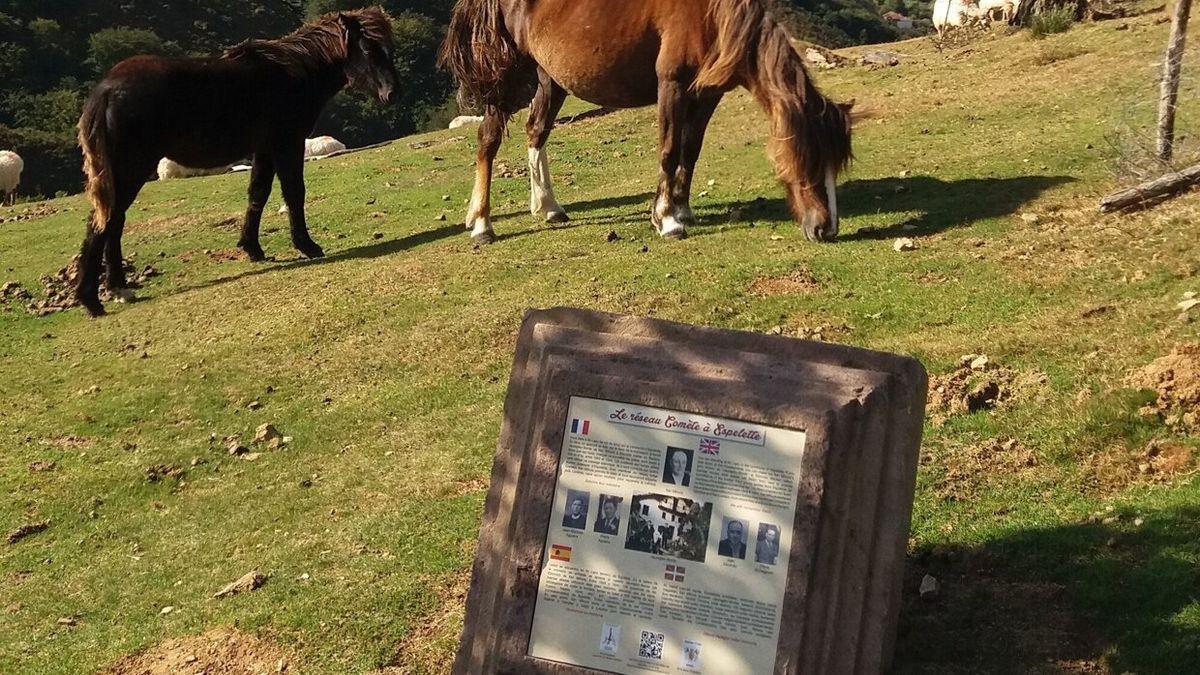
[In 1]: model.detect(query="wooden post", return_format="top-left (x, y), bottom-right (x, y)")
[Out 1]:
top-left (1157, 0), bottom-right (1193, 162)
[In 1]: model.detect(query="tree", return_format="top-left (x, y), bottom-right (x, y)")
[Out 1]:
top-left (86, 27), bottom-right (175, 75)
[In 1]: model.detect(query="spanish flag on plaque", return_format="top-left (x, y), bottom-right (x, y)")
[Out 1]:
top-left (550, 544), bottom-right (573, 563)
top-left (571, 419), bottom-right (591, 435)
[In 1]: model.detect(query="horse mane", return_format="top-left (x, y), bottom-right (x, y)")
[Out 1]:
top-left (221, 7), bottom-right (394, 77)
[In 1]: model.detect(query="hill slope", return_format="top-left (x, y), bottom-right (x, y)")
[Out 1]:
top-left (1, 14), bottom-right (1198, 674)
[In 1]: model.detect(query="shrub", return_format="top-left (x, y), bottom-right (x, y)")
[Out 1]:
top-left (1029, 7), bottom-right (1075, 40)
top-left (0, 124), bottom-right (82, 199)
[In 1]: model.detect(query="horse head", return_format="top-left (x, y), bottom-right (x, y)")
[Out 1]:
top-left (338, 8), bottom-right (399, 106)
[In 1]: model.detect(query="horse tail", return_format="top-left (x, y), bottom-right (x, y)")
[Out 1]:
top-left (77, 87), bottom-right (114, 233)
top-left (696, 0), bottom-right (853, 205)
top-left (439, 0), bottom-right (524, 110)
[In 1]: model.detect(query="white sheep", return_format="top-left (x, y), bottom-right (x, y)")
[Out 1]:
top-left (933, 0), bottom-right (988, 34)
top-left (305, 136), bottom-right (347, 158)
top-left (978, 0), bottom-right (1017, 22)
top-left (0, 150), bottom-right (24, 206)
top-left (448, 115), bottom-right (485, 130)
top-left (157, 158), bottom-right (233, 181)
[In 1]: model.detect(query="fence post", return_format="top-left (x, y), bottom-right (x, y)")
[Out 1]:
top-left (1157, 0), bottom-right (1193, 162)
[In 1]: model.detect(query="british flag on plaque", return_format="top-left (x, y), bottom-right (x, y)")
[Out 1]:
top-left (699, 438), bottom-right (720, 455)
top-left (664, 564), bottom-right (686, 582)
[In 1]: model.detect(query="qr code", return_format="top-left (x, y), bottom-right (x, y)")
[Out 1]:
top-left (639, 630), bottom-right (664, 660)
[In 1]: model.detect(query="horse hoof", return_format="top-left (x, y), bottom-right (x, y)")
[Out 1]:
top-left (654, 215), bottom-right (688, 241)
top-left (545, 210), bottom-right (570, 224)
top-left (471, 230), bottom-right (497, 245)
top-left (297, 243), bottom-right (325, 259)
top-left (240, 244), bottom-right (267, 262)
top-left (81, 298), bottom-right (106, 317)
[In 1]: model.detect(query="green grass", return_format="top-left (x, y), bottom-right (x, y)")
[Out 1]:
top-left (1030, 7), bottom-right (1078, 40)
top-left (3, 14), bottom-right (1200, 674)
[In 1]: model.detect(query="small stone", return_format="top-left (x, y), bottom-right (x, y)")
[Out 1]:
top-left (160, 606), bottom-right (174, 615)
top-left (606, 230), bottom-right (620, 242)
top-left (970, 355), bottom-right (990, 371)
top-left (919, 574), bottom-right (939, 599)
top-left (227, 442), bottom-right (249, 456)
top-left (435, 213), bottom-right (447, 221)
top-left (57, 616), bottom-right (77, 627)
top-left (1133, 517), bottom-right (1145, 527)
top-left (214, 570), bottom-right (268, 598)
top-left (277, 657), bottom-right (289, 673)
top-left (1020, 213), bottom-right (1040, 224)
top-left (1177, 298), bottom-right (1199, 312)
top-left (254, 424), bottom-right (281, 444)
top-left (242, 453), bottom-right (262, 461)
top-left (441, 194), bottom-right (451, 201)
top-left (893, 238), bottom-right (916, 252)
top-left (247, 400), bottom-right (262, 410)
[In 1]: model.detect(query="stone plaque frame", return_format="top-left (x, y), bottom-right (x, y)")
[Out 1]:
top-left (454, 308), bottom-right (927, 675)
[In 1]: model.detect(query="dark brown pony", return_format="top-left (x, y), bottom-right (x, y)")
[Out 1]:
top-left (440, 0), bottom-right (854, 245)
top-left (75, 7), bottom-right (399, 316)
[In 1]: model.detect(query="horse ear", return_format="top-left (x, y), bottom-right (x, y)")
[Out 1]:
top-left (337, 13), bottom-right (362, 44)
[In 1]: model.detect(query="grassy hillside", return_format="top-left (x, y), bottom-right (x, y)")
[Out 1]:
top-left (2, 12), bottom-right (1199, 674)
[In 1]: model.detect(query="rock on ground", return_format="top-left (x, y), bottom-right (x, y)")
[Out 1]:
top-left (214, 570), bottom-right (268, 599)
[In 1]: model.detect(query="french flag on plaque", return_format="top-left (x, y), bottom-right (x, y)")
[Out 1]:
top-left (571, 419), bottom-right (591, 435)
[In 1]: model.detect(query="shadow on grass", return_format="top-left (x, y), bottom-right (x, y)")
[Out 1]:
top-left (178, 223), bottom-right (463, 295)
top-left (490, 191), bottom-right (656, 242)
top-left (894, 504), bottom-right (1200, 673)
top-left (702, 175), bottom-right (1074, 240)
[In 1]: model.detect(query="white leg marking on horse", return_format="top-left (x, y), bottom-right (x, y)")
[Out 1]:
top-left (528, 146), bottom-right (567, 223)
top-left (825, 168), bottom-right (840, 237)
top-left (654, 194), bottom-right (687, 238)
top-left (112, 288), bottom-right (137, 303)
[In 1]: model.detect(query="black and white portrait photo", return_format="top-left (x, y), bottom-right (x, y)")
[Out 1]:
top-left (717, 517), bottom-right (749, 559)
top-left (755, 523), bottom-right (780, 565)
top-left (593, 495), bottom-right (623, 535)
top-left (662, 447), bottom-right (694, 487)
top-left (561, 490), bottom-right (590, 530)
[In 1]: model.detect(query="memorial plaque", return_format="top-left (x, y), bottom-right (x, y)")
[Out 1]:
top-left (455, 309), bottom-right (927, 675)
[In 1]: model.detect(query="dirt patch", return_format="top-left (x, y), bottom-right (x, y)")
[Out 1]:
top-left (1083, 440), bottom-right (1197, 493)
top-left (103, 628), bottom-right (293, 675)
top-left (749, 268), bottom-right (821, 297)
top-left (6, 520), bottom-right (50, 544)
top-left (928, 358), bottom-right (1037, 419)
top-left (0, 203), bottom-right (60, 224)
top-left (7, 256), bottom-right (162, 316)
top-left (933, 437), bottom-right (1040, 502)
top-left (1128, 344), bottom-right (1200, 432)
top-left (372, 572), bottom-right (469, 675)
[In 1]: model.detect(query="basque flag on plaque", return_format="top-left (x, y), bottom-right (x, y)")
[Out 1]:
top-left (664, 564), bottom-right (686, 582)
top-left (571, 419), bottom-right (591, 435)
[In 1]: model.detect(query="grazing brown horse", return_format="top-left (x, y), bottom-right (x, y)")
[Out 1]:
top-left (75, 8), bottom-right (398, 316)
top-left (440, 0), bottom-right (854, 244)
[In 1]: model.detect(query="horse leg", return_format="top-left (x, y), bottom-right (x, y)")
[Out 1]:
top-left (238, 153), bottom-right (275, 262)
top-left (674, 94), bottom-right (722, 228)
top-left (102, 164), bottom-right (151, 303)
top-left (465, 110), bottom-right (506, 244)
top-left (526, 71), bottom-right (569, 224)
top-left (653, 78), bottom-right (690, 240)
top-left (275, 142), bottom-right (324, 259)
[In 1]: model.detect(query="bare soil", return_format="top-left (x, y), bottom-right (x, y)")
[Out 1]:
top-left (103, 628), bottom-right (293, 675)
top-left (1129, 344), bottom-right (1200, 432)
